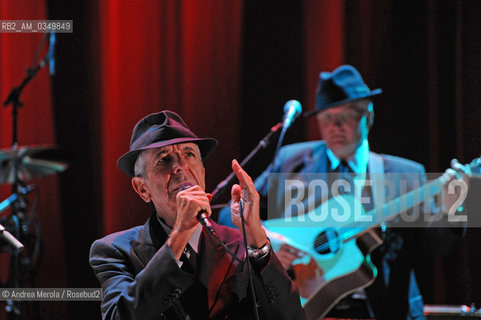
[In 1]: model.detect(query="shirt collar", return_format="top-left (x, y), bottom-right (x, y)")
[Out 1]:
top-left (156, 215), bottom-right (202, 253)
top-left (326, 139), bottom-right (370, 174)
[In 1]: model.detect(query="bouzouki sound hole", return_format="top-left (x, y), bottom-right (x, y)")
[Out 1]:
top-left (314, 228), bottom-right (341, 254)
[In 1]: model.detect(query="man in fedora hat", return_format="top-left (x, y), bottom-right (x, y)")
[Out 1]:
top-left (218, 65), bottom-right (470, 320)
top-left (89, 110), bottom-right (304, 320)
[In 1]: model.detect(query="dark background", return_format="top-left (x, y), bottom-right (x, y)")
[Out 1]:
top-left (0, 0), bottom-right (480, 319)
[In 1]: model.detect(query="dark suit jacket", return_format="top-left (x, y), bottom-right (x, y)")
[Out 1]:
top-left (218, 140), bottom-right (463, 320)
top-left (90, 212), bottom-right (304, 320)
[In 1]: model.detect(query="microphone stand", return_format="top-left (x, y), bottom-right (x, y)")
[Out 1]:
top-left (271, 124), bottom-right (289, 169)
top-left (210, 122), bottom-right (282, 204)
top-left (4, 32), bottom-right (51, 144)
top-left (208, 119), bottom-right (296, 319)
top-left (2, 32), bottom-right (50, 320)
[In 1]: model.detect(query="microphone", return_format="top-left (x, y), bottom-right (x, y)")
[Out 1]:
top-left (282, 100), bottom-right (302, 129)
top-left (48, 32), bottom-right (56, 75)
top-left (0, 224), bottom-right (24, 252)
top-left (178, 183), bottom-right (220, 239)
top-left (196, 209), bottom-right (220, 239)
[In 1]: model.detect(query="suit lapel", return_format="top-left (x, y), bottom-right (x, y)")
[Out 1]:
top-left (273, 143), bottom-right (330, 217)
top-left (132, 215), bottom-right (246, 316)
top-left (368, 151), bottom-right (386, 211)
top-left (311, 143), bottom-right (330, 173)
top-left (131, 212), bottom-right (168, 268)
top-left (280, 143), bottom-right (329, 187)
top-left (198, 227), bottom-right (244, 317)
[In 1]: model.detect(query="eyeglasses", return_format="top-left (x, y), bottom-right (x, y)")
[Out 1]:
top-left (317, 110), bottom-right (364, 126)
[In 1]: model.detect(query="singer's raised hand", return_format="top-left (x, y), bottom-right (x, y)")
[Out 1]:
top-left (230, 159), bottom-right (267, 248)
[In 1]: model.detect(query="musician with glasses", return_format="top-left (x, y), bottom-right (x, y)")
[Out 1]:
top-left (218, 65), bottom-right (470, 320)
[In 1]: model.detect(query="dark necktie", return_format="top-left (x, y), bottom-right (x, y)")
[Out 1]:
top-left (181, 243), bottom-right (197, 273)
top-left (338, 160), bottom-right (351, 174)
top-left (335, 160), bottom-right (354, 195)
top-left (337, 160), bottom-right (375, 211)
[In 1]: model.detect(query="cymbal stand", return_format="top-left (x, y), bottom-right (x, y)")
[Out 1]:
top-left (2, 32), bottom-right (51, 320)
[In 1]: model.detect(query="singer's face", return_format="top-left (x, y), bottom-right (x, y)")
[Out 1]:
top-left (132, 143), bottom-right (205, 226)
top-left (317, 100), bottom-right (372, 160)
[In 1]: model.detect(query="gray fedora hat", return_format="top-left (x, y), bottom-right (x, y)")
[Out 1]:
top-left (304, 65), bottom-right (382, 117)
top-left (117, 110), bottom-right (217, 177)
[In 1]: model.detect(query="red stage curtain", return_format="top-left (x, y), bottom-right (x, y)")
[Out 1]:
top-left (0, 0), bottom-right (67, 317)
top-left (302, 0), bottom-right (344, 141)
top-left (99, 0), bottom-right (244, 234)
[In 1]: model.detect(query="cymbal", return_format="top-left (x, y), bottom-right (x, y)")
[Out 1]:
top-left (0, 145), bottom-right (71, 184)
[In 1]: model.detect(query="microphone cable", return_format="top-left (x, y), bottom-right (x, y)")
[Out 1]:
top-left (179, 183), bottom-right (243, 263)
top-left (201, 201), bottom-right (260, 319)
top-left (238, 199), bottom-right (261, 320)
top-left (200, 214), bottom-right (244, 263)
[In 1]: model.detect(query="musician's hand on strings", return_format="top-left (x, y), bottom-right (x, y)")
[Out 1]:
top-left (442, 158), bottom-right (471, 214)
top-left (230, 159), bottom-right (267, 248)
top-left (276, 243), bottom-right (305, 270)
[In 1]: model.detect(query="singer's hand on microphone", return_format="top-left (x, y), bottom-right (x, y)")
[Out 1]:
top-left (175, 184), bottom-right (212, 231)
top-left (168, 185), bottom-right (211, 260)
top-left (230, 159), bottom-right (267, 248)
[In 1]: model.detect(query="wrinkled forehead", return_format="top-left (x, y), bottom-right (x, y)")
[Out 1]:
top-left (146, 142), bottom-right (201, 161)
top-left (147, 142), bottom-right (200, 159)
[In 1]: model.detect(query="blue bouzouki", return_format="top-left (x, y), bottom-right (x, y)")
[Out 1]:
top-left (264, 157), bottom-right (480, 320)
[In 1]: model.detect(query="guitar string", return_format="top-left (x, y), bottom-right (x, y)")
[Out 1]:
top-left (311, 158), bottom-right (481, 253)
top-left (312, 176), bottom-right (449, 254)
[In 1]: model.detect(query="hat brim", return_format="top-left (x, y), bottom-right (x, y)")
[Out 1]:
top-left (117, 137), bottom-right (218, 177)
top-left (304, 88), bottom-right (382, 118)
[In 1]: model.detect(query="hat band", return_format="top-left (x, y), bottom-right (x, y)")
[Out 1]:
top-left (130, 125), bottom-right (197, 151)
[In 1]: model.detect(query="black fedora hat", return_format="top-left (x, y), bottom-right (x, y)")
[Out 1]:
top-left (304, 65), bottom-right (382, 117)
top-left (117, 110), bottom-right (217, 177)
